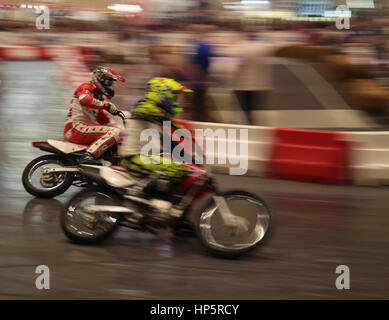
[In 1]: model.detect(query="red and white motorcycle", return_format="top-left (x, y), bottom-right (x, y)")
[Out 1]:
top-left (22, 113), bottom-right (125, 198)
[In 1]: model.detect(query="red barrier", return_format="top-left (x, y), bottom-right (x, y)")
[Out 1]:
top-left (32, 45), bottom-right (52, 60)
top-left (0, 47), bottom-right (10, 59)
top-left (0, 45), bottom-right (53, 60)
top-left (267, 128), bottom-right (350, 184)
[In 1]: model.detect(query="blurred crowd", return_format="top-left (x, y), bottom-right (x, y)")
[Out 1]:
top-left (0, 1), bottom-right (389, 125)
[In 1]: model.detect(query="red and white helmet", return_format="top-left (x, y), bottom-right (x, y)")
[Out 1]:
top-left (91, 66), bottom-right (126, 99)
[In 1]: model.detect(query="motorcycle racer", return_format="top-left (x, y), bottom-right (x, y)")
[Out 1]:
top-left (119, 77), bottom-right (193, 184)
top-left (119, 77), bottom-right (197, 231)
top-left (64, 66), bottom-right (126, 163)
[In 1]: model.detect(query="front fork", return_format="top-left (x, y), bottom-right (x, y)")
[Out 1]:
top-left (173, 172), bottom-right (232, 222)
top-left (172, 174), bottom-right (210, 218)
top-left (207, 175), bottom-right (250, 233)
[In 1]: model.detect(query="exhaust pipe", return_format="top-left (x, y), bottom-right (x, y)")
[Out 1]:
top-left (81, 205), bottom-right (134, 215)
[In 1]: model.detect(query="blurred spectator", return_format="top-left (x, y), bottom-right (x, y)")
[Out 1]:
top-left (228, 33), bottom-right (274, 125)
top-left (148, 44), bottom-right (191, 81)
top-left (188, 27), bottom-right (213, 121)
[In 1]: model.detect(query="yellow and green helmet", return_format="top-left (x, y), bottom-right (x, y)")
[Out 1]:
top-left (145, 77), bottom-right (193, 116)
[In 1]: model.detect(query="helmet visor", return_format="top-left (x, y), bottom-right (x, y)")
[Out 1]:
top-left (104, 78), bottom-right (116, 88)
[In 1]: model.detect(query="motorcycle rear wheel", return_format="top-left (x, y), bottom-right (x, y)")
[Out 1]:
top-left (61, 187), bottom-right (121, 245)
top-left (196, 190), bottom-right (272, 259)
top-left (22, 155), bottom-right (74, 198)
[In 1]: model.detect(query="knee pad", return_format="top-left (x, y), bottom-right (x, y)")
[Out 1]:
top-left (109, 128), bottom-right (121, 142)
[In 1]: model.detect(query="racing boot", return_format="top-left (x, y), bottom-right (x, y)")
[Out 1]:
top-left (79, 152), bottom-right (102, 165)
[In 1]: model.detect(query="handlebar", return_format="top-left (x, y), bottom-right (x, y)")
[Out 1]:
top-left (114, 110), bottom-right (126, 126)
top-left (117, 111), bottom-right (125, 122)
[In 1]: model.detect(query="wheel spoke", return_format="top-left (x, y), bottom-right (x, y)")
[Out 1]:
top-left (63, 191), bottom-right (119, 240)
top-left (199, 194), bottom-right (270, 253)
top-left (28, 159), bottom-right (67, 191)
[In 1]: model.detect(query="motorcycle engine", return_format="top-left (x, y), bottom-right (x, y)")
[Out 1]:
top-left (144, 175), bottom-right (171, 196)
top-left (147, 199), bottom-right (174, 228)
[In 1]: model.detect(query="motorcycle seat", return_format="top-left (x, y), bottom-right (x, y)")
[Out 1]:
top-left (60, 139), bottom-right (90, 146)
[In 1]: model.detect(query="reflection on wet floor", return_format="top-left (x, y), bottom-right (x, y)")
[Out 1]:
top-left (0, 62), bottom-right (389, 299)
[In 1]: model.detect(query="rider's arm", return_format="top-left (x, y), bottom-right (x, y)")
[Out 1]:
top-left (75, 84), bottom-right (109, 110)
top-left (96, 109), bottom-right (111, 125)
top-left (131, 100), bottom-right (168, 122)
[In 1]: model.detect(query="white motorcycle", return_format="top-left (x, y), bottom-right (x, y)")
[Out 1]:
top-left (22, 113), bottom-right (125, 198)
top-left (60, 161), bottom-right (273, 258)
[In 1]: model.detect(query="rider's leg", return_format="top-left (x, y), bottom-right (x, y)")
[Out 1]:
top-left (120, 154), bottom-right (188, 184)
top-left (65, 122), bottom-right (120, 161)
top-left (121, 154), bottom-right (195, 235)
top-left (86, 127), bottom-right (120, 159)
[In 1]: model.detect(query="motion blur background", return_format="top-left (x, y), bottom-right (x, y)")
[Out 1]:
top-left (1, 0), bottom-right (389, 299)
top-left (1, 0), bottom-right (389, 127)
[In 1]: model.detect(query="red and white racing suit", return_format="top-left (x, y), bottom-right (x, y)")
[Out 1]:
top-left (64, 82), bottom-right (121, 158)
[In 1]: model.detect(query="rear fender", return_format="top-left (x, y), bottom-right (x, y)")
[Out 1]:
top-left (32, 142), bottom-right (62, 154)
top-left (32, 140), bottom-right (49, 148)
top-left (32, 140), bottom-right (87, 154)
top-left (32, 141), bottom-right (76, 165)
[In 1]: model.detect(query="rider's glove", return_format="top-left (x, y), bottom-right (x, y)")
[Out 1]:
top-left (105, 102), bottom-right (119, 115)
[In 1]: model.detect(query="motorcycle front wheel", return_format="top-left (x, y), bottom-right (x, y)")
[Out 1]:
top-left (22, 155), bottom-right (74, 198)
top-left (196, 190), bottom-right (272, 258)
top-left (61, 187), bottom-right (121, 245)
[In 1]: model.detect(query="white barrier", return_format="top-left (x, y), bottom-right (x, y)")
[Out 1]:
top-left (178, 121), bottom-right (275, 176)
top-left (342, 132), bottom-right (389, 185)
top-left (181, 121), bottom-right (389, 186)
top-left (252, 109), bottom-right (376, 129)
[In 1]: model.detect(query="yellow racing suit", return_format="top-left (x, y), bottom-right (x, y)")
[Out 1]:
top-left (119, 98), bottom-right (188, 183)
